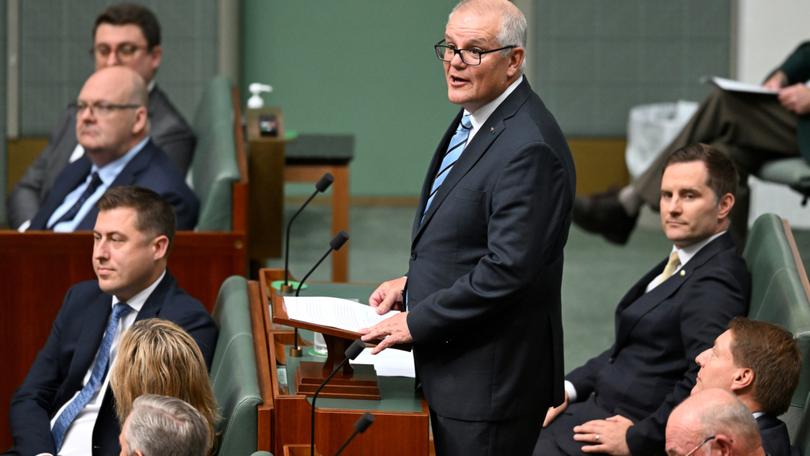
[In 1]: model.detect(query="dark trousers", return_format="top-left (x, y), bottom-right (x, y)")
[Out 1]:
top-left (632, 89), bottom-right (798, 245)
top-left (431, 409), bottom-right (542, 456)
top-left (533, 396), bottom-right (613, 456)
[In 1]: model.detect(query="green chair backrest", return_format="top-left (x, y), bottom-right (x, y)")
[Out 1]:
top-left (191, 76), bottom-right (240, 231)
top-left (743, 213), bottom-right (810, 444)
top-left (794, 391), bottom-right (810, 456)
top-left (210, 276), bottom-right (262, 455)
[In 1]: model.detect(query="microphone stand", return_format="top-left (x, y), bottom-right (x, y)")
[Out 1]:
top-left (282, 172), bottom-right (334, 294)
top-left (290, 231), bottom-right (349, 357)
top-left (333, 413), bottom-right (374, 456)
top-left (311, 339), bottom-right (365, 456)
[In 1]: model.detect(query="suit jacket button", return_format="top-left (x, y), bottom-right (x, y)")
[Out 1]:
top-left (608, 357), bottom-right (615, 363)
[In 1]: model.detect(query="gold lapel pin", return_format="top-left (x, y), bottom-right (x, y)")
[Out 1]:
top-left (680, 270), bottom-right (686, 277)
top-left (490, 127), bottom-right (495, 133)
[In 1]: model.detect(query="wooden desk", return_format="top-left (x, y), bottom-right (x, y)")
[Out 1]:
top-left (251, 269), bottom-right (429, 456)
top-left (246, 125), bottom-right (353, 282)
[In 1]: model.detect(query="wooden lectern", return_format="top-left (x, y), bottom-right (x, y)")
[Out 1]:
top-left (253, 269), bottom-right (429, 456)
top-left (269, 279), bottom-right (381, 400)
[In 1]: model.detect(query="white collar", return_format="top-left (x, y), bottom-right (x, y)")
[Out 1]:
top-left (111, 270), bottom-right (166, 312)
top-left (466, 75), bottom-right (523, 142)
top-left (670, 231), bottom-right (726, 268)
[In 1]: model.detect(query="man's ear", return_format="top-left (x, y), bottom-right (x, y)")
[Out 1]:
top-left (713, 434), bottom-right (734, 455)
top-left (132, 106), bottom-right (148, 136)
top-left (152, 234), bottom-right (170, 261)
top-left (717, 192), bottom-right (735, 221)
top-left (506, 47), bottom-right (525, 79)
top-left (730, 367), bottom-right (754, 392)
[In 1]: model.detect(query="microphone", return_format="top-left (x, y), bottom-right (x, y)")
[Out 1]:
top-left (310, 339), bottom-right (366, 456)
top-left (333, 413), bottom-right (374, 456)
top-left (295, 231), bottom-right (349, 297)
top-left (283, 172), bottom-right (334, 291)
top-left (290, 231), bottom-right (350, 356)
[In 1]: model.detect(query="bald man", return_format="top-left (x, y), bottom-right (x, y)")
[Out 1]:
top-left (26, 66), bottom-right (198, 231)
top-left (666, 389), bottom-right (766, 456)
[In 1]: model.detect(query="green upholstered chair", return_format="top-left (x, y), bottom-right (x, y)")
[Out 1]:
top-left (190, 76), bottom-right (241, 231)
top-left (210, 276), bottom-right (265, 455)
top-left (757, 158), bottom-right (810, 205)
top-left (792, 392), bottom-right (810, 456)
top-left (743, 213), bottom-right (810, 445)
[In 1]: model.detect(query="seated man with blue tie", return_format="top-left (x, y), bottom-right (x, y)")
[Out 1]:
top-left (25, 65), bottom-right (198, 231)
top-left (8, 185), bottom-right (217, 456)
top-left (535, 143), bottom-right (750, 456)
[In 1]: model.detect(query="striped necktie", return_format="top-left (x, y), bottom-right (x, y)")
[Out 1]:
top-left (51, 302), bottom-right (133, 451)
top-left (48, 171), bottom-right (103, 229)
top-left (423, 113), bottom-right (473, 218)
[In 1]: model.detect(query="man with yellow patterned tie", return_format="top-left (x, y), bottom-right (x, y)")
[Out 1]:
top-left (535, 143), bottom-right (750, 456)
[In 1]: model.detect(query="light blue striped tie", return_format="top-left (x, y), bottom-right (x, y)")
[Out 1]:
top-left (51, 302), bottom-right (132, 450)
top-left (423, 113), bottom-right (472, 218)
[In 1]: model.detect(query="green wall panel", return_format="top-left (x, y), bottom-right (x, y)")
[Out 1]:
top-left (242, 1), bottom-right (458, 197)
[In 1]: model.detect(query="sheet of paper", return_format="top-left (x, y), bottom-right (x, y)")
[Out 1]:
top-left (708, 76), bottom-right (777, 95)
top-left (284, 296), bottom-right (399, 332)
top-left (351, 347), bottom-right (416, 378)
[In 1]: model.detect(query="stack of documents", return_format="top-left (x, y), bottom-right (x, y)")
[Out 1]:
top-left (284, 296), bottom-right (399, 332)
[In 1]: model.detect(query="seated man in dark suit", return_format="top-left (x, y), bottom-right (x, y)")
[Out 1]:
top-left (536, 144), bottom-right (750, 456)
top-left (9, 185), bottom-right (217, 456)
top-left (692, 317), bottom-right (801, 456)
top-left (26, 65), bottom-right (198, 231)
top-left (666, 389), bottom-right (767, 456)
top-left (7, 3), bottom-right (195, 230)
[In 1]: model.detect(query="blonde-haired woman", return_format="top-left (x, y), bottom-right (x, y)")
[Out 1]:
top-left (111, 318), bottom-right (219, 453)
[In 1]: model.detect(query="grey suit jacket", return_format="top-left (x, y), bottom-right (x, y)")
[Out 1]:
top-left (6, 85), bottom-right (195, 229)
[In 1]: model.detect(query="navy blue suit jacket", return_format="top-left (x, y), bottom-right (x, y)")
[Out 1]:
top-left (406, 79), bottom-right (576, 421)
top-left (757, 414), bottom-right (798, 456)
top-left (28, 139), bottom-right (199, 231)
top-left (7, 86), bottom-right (195, 229)
top-left (566, 232), bottom-right (750, 455)
top-left (8, 272), bottom-right (217, 456)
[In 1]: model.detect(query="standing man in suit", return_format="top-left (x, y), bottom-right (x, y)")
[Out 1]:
top-left (26, 65), bottom-right (198, 231)
top-left (7, 3), bottom-right (195, 230)
top-left (9, 185), bottom-right (217, 456)
top-left (359, 1), bottom-right (576, 454)
top-left (536, 144), bottom-right (750, 455)
top-left (666, 389), bottom-right (766, 456)
top-left (692, 317), bottom-right (800, 456)
top-left (574, 41), bottom-right (810, 246)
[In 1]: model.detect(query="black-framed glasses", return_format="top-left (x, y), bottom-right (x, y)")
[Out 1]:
top-left (685, 435), bottom-right (717, 456)
top-left (69, 101), bottom-right (142, 117)
top-left (434, 39), bottom-right (516, 66)
top-left (89, 43), bottom-right (148, 62)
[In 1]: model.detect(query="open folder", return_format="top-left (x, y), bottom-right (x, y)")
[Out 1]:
top-left (283, 296), bottom-right (400, 333)
top-left (706, 76), bottom-right (778, 95)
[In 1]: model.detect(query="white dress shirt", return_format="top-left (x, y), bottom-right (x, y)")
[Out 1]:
top-left (47, 271), bottom-right (165, 456)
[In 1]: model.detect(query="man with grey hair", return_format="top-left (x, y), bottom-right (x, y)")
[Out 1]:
top-left (359, 0), bottom-right (575, 454)
top-left (119, 394), bottom-right (209, 456)
top-left (665, 389), bottom-right (766, 456)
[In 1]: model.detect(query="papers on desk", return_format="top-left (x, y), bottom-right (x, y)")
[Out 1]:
top-left (352, 348), bottom-right (416, 378)
top-left (284, 296), bottom-right (400, 333)
top-left (707, 76), bottom-right (778, 95)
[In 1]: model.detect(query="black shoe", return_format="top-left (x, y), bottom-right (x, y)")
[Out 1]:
top-left (572, 190), bottom-right (639, 245)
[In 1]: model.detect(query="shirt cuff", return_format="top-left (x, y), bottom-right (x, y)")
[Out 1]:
top-left (18, 219), bottom-right (31, 232)
top-left (564, 380), bottom-right (578, 402)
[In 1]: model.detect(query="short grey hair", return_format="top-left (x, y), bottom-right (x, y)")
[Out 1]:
top-left (449, 0), bottom-right (527, 48)
top-left (698, 393), bottom-right (762, 452)
top-left (122, 394), bottom-right (210, 456)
